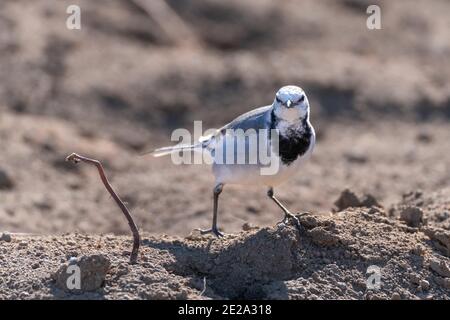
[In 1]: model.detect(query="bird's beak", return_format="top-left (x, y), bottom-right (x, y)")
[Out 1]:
top-left (285, 100), bottom-right (292, 108)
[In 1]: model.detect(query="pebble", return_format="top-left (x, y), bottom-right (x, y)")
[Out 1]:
top-left (53, 254), bottom-right (110, 291)
top-left (19, 292), bottom-right (30, 299)
top-left (336, 282), bottom-right (347, 290)
top-left (0, 169), bottom-right (14, 190)
top-left (242, 222), bottom-right (257, 231)
top-left (391, 292), bottom-right (401, 300)
top-left (68, 257), bottom-right (78, 265)
top-left (18, 241), bottom-right (28, 248)
top-left (429, 259), bottom-right (450, 278)
top-left (0, 232), bottom-right (12, 242)
top-left (420, 279), bottom-right (430, 290)
top-left (400, 206), bottom-right (423, 228)
top-left (409, 273), bottom-right (420, 285)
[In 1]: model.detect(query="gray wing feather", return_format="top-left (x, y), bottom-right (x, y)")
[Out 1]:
top-left (200, 105), bottom-right (272, 152)
top-left (221, 105), bottom-right (272, 132)
top-left (154, 105), bottom-right (273, 157)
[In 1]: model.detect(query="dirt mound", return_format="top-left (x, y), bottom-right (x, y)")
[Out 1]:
top-left (1, 203), bottom-right (450, 300)
top-left (154, 227), bottom-right (299, 299)
top-left (333, 188), bottom-right (382, 212)
top-left (390, 189), bottom-right (450, 230)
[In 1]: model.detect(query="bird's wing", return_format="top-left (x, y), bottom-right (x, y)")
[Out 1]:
top-left (197, 105), bottom-right (273, 164)
top-left (222, 105), bottom-right (272, 132)
top-left (199, 105), bottom-right (272, 148)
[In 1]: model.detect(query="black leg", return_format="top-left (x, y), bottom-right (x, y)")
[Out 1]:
top-left (197, 183), bottom-right (224, 237)
top-left (267, 187), bottom-right (303, 231)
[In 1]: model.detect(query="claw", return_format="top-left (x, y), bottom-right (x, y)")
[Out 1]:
top-left (195, 228), bottom-right (224, 238)
top-left (277, 212), bottom-right (305, 233)
top-left (276, 216), bottom-right (289, 226)
top-left (297, 211), bottom-right (310, 217)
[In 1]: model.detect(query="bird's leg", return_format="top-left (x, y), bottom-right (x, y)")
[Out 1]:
top-left (267, 187), bottom-right (303, 231)
top-left (197, 183), bottom-right (224, 238)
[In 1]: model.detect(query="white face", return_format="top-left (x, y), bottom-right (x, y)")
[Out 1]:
top-left (273, 86), bottom-right (309, 122)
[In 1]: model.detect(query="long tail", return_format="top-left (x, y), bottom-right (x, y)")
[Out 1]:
top-left (151, 143), bottom-right (202, 157)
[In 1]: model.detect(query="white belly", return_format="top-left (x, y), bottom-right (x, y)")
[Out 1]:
top-left (212, 135), bottom-right (315, 187)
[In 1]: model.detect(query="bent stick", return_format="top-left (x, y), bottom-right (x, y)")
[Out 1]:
top-left (66, 153), bottom-right (140, 264)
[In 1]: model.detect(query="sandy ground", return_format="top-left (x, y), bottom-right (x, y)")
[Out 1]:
top-left (1, 111), bottom-right (449, 236)
top-left (1, 197), bottom-right (450, 299)
top-left (1, 0), bottom-right (450, 299)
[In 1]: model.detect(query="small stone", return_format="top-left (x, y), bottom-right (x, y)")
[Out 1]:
top-left (115, 263), bottom-right (130, 277)
top-left (429, 258), bottom-right (450, 278)
top-left (434, 277), bottom-right (450, 289)
top-left (19, 292), bottom-right (30, 299)
top-left (242, 222), bottom-right (258, 231)
top-left (344, 152), bottom-right (368, 164)
top-left (52, 254), bottom-right (110, 292)
top-left (368, 206), bottom-right (386, 215)
top-left (400, 206), bottom-right (423, 228)
top-left (409, 273), bottom-right (421, 285)
top-left (68, 257), bottom-right (78, 265)
top-left (416, 132), bottom-right (432, 144)
top-left (360, 194), bottom-right (382, 208)
top-left (423, 227), bottom-right (450, 256)
top-left (18, 241), bottom-right (28, 248)
top-left (412, 244), bottom-right (426, 256)
top-left (0, 169), bottom-right (14, 190)
top-left (0, 232), bottom-right (12, 242)
top-left (334, 189), bottom-right (361, 211)
top-left (336, 282), bottom-right (347, 290)
top-left (391, 292), bottom-right (401, 300)
top-left (420, 279), bottom-right (430, 290)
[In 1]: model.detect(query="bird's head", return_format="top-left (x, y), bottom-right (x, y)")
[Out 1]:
top-left (273, 85), bottom-right (309, 122)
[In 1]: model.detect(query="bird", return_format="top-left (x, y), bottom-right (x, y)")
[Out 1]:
top-left (152, 85), bottom-right (315, 237)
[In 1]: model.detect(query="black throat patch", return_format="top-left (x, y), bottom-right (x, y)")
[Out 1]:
top-left (270, 110), bottom-right (313, 166)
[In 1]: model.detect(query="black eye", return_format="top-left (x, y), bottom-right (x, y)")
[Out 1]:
top-left (297, 95), bottom-right (305, 103)
top-left (275, 96), bottom-right (281, 103)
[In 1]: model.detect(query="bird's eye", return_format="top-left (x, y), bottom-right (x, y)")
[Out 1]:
top-left (275, 96), bottom-right (282, 103)
top-left (297, 95), bottom-right (305, 103)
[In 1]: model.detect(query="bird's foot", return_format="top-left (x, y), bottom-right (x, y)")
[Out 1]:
top-left (277, 212), bottom-right (305, 232)
top-left (296, 211), bottom-right (310, 218)
top-left (195, 227), bottom-right (224, 238)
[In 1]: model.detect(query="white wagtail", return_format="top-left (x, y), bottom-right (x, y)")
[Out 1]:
top-left (153, 85), bottom-right (315, 237)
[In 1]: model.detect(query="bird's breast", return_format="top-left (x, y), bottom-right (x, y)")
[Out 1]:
top-left (272, 123), bottom-right (314, 166)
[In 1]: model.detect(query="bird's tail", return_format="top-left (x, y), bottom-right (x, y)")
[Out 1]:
top-left (151, 143), bottom-right (202, 157)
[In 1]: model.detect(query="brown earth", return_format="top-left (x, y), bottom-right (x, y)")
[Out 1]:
top-left (1, 202), bottom-right (450, 299)
top-left (1, 0), bottom-right (450, 299)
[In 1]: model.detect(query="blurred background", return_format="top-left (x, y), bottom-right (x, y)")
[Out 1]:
top-left (0, 0), bottom-right (449, 236)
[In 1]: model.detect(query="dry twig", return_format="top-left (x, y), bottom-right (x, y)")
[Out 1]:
top-left (200, 277), bottom-right (207, 296)
top-left (130, 0), bottom-right (199, 46)
top-left (66, 153), bottom-right (140, 264)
